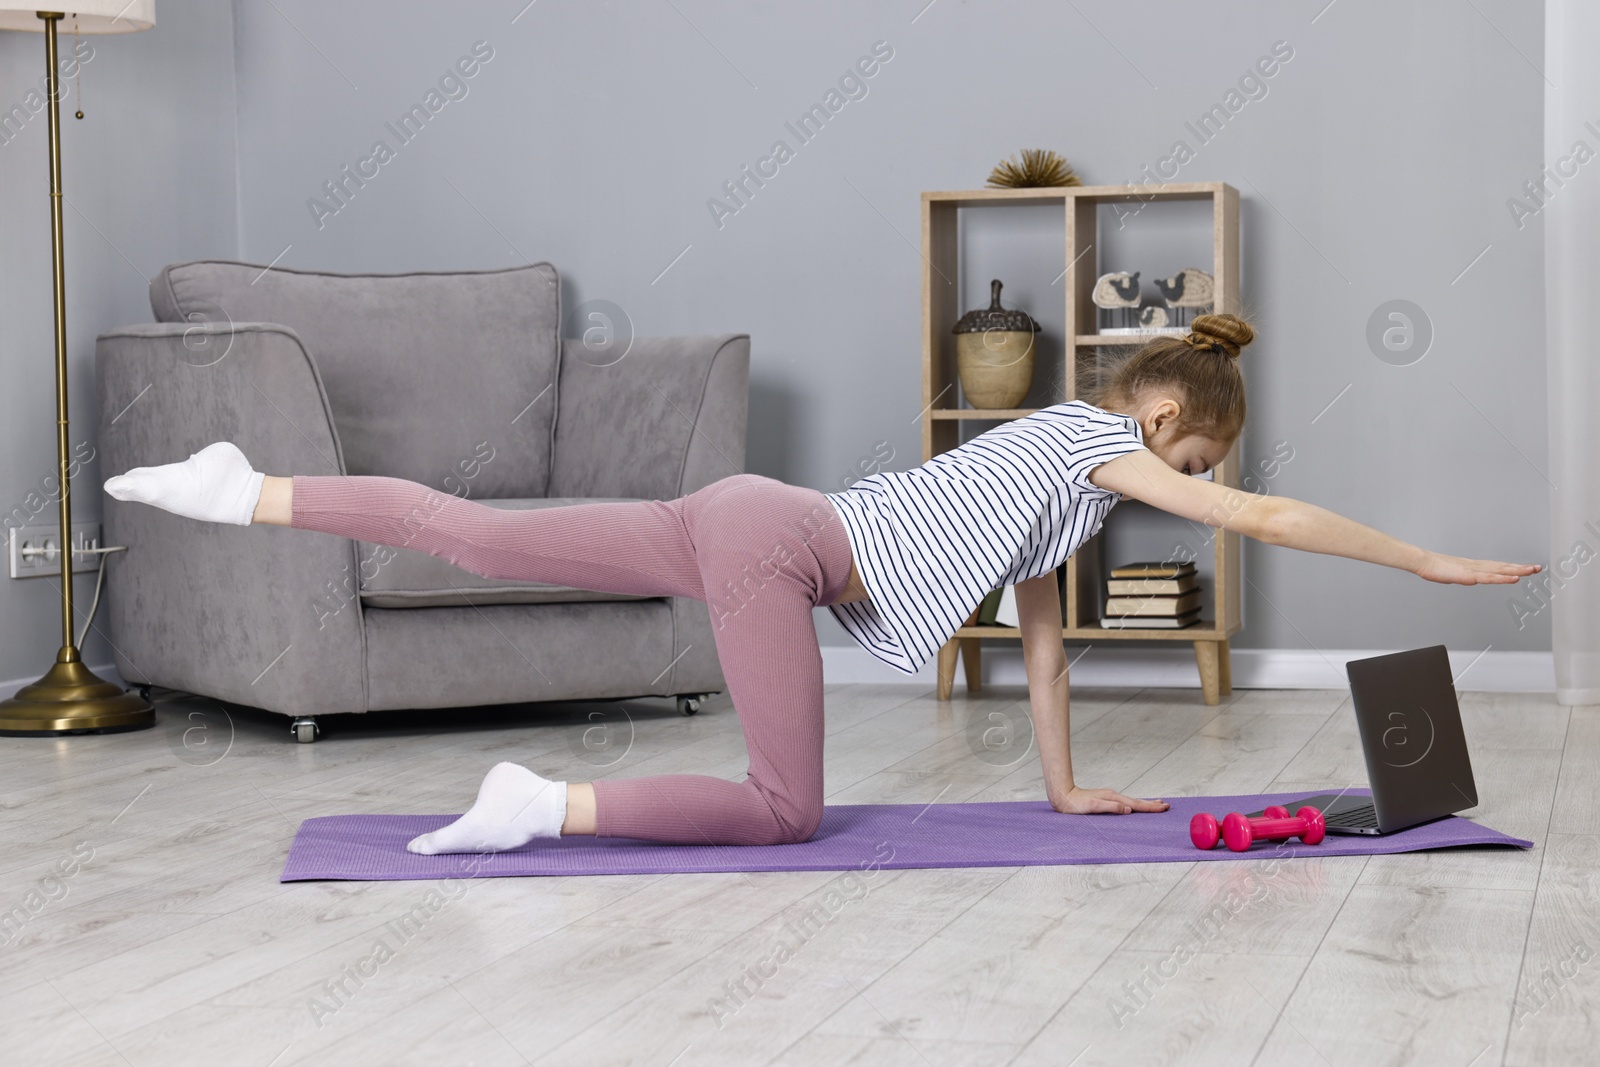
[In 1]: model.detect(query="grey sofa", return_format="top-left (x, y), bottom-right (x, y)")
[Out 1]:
top-left (95, 260), bottom-right (748, 741)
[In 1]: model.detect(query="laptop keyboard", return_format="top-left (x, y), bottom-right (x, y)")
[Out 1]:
top-left (1322, 802), bottom-right (1378, 829)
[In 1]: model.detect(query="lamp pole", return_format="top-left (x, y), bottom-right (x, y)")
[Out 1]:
top-left (45, 9), bottom-right (74, 656)
top-left (0, 11), bottom-right (152, 735)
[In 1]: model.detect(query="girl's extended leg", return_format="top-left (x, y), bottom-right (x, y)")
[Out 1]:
top-left (286, 474), bottom-right (706, 600)
top-left (252, 475), bottom-right (293, 525)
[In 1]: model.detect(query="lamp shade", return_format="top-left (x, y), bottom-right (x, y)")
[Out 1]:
top-left (0, 2), bottom-right (155, 33)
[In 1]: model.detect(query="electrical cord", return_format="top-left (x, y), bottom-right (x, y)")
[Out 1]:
top-left (75, 545), bottom-right (126, 647)
top-left (15, 539), bottom-right (130, 648)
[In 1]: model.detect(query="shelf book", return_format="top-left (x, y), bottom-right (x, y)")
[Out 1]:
top-left (1101, 560), bottom-right (1201, 629)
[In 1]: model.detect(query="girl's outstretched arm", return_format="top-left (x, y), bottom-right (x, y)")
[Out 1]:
top-left (1088, 449), bottom-right (1543, 585)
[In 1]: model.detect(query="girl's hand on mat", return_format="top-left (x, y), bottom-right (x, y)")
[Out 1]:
top-left (1052, 787), bottom-right (1169, 816)
top-left (1413, 551), bottom-right (1543, 586)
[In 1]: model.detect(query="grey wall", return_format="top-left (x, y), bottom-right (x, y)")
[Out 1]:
top-left (0, 0), bottom-right (1551, 687)
top-left (0, 0), bottom-right (238, 685)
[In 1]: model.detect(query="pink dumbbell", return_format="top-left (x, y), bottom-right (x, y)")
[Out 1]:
top-left (1189, 805), bottom-right (1326, 852)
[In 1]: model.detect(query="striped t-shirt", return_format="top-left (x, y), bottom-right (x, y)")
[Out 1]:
top-left (824, 400), bottom-right (1147, 675)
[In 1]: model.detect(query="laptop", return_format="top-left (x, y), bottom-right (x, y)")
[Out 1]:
top-left (1248, 644), bottom-right (1478, 835)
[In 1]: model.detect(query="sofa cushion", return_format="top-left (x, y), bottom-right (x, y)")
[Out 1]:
top-left (356, 497), bottom-right (656, 608)
top-left (150, 260), bottom-right (561, 498)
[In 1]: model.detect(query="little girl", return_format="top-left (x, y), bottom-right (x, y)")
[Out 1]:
top-left (104, 313), bottom-right (1541, 854)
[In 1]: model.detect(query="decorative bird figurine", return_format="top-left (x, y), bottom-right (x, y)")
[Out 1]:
top-left (1092, 271), bottom-right (1142, 328)
top-left (1154, 268), bottom-right (1215, 326)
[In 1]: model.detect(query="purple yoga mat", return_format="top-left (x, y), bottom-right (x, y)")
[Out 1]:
top-left (279, 789), bottom-right (1533, 882)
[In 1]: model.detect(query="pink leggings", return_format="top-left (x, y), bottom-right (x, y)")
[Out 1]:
top-left (290, 472), bottom-right (856, 846)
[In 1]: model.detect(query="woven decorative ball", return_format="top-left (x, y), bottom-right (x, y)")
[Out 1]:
top-left (952, 280), bottom-right (1041, 409)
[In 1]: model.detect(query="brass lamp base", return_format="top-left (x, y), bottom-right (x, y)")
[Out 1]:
top-left (0, 655), bottom-right (154, 736)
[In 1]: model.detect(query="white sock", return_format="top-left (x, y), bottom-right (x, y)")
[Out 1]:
top-left (103, 441), bottom-right (266, 526)
top-left (407, 762), bottom-right (568, 855)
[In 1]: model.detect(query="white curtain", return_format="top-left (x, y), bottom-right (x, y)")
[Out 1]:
top-left (1545, 0), bottom-right (1600, 705)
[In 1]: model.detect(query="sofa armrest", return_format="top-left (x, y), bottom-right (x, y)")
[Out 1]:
top-left (546, 333), bottom-right (750, 499)
top-left (95, 323), bottom-right (369, 715)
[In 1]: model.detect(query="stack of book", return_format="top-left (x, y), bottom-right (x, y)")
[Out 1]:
top-left (1100, 561), bottom-right (1202, 628)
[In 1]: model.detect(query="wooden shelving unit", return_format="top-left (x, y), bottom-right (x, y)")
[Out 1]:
top-left (922, 181), bottom-right (1241, 705)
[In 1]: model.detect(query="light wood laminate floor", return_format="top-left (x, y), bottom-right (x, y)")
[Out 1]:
top-left (0, 683), bottom-right (1593, 1066)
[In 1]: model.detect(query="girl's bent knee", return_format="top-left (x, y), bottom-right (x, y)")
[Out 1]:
top-left (771, 805), bottom-right (824, 845)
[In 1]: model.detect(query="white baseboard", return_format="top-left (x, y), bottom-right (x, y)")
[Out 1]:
top-left (6, 652), bottom-right (1565, 707)
top-left (821, 644), bottom-right (1557, 694)
top-left (0, 662), bottom-right (126, 703)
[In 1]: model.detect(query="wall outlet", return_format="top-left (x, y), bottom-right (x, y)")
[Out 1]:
top-left (8, 522), bottom-right (103, 579)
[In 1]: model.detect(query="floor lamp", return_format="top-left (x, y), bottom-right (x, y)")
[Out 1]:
top-left (0, 3), bottom-right (157, 736)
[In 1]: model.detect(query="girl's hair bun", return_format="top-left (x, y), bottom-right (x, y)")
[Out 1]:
top-left (1184, 313), bottom-right (1255, 359)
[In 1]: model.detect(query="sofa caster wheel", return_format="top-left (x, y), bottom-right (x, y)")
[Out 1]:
top-left (136, 684), bottom-right (152, 702)
top-left (291, 717), bottom-right (320, 744)
top-left (677, 695), bottom-right (701, 716)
